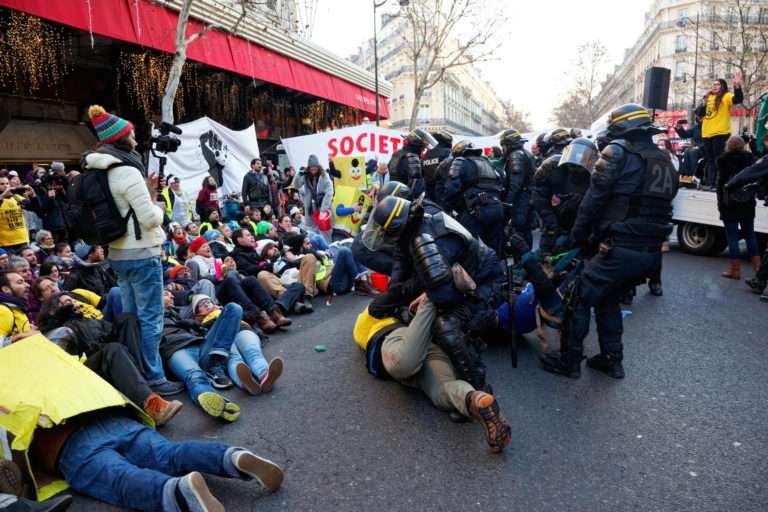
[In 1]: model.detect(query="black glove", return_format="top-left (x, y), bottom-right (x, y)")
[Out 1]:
top-left (506, 232), bottom-right (531, 258)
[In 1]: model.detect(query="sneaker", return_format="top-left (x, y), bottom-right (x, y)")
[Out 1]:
top-left (235, 362), bottom-right (262, 396)
top-left (648, 282), bottom-right (663, 296)
top-left (760, 290), bottom-right (768, 303)
top-left (745, 277), bottom-right (766, 294)
top-left (143, 393), bottom-right (183, 427)
top-left (232, 450), bottom-right (284, 492)
top-left (586, 353), bottom-right (625, 379)
top-left (176, 472), bottom-right (224, 512)
top-left (206, 363), bottom-right (233, 390)
top-left (259, 358), bottom-right (284, 394)
top-left (0, 459), bottom-right (22, 497)
top-left (269, 308), bottom-right (292, 328)
top-left (150, 380), bottom-right (185, 397)
top-left (197, 392), bottom-right (240, 422)
top-left (466, 391), bottom-right (511, 453)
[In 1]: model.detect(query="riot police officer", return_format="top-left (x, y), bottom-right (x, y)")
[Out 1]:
top-left (542, 127), bottom-right (572, 158)
top-left (388, 128), bottom-right (437, 198)
top-left (532, 136), bottom-right (593, 255)
top-left (540, 104), bottom-right (679, 379)
top-left (443, 141), bottom-right (505, 255)
top-left (532, 132), bottom-right (548, 168)
top-left (500, 128), bottom-right (536, 247)
top-left (361, 195), bottom-right (503, 392)
top-left (422, 130), bottom-right (453, 202)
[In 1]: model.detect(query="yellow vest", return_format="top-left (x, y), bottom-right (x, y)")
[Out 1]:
top-left (0, 196), bottom-right (29, 247)
top-left (0, 302), bottom-right (31, 339)
top-left (352, 306), bottom-right (398, 351)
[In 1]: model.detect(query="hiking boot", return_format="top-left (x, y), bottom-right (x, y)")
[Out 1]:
top-left (259, 358), bottom-right (284, 393)
top-left (235, 362), bottom-right (262, 395)
top-left (466, 391), bottom-right (511, 454)
top-left (0, 459), bottom-right (22, 496)
top-left (6, 495), bottom-right (73, 512)
top-left (175, 472), bottom-right (223, 512)
top-left (354, 277), bottom-right (381, 297)
top-left (539, 352), bottom-right (582, 379)
top-left (197, 392), bottom-right (240, 422)
top-left (256, 311), bottom-right (277, 334)
top-left (143, 393), bottom-right (183, 427)
top-left (648, 281), bottom-right (663, 296)
top-left (206, 363), bottom-right (233, 390)
top-left (745, 277), bottom-right (766, 294)
top-left (269, 308), bottom-right (292, 328)
top-left (586, 353), bottom-right (625, 379)
top-left (232, 450), bottom-right (284, 492)
top-left (150, 380), bottom-right (185, 397)
top-left (721, 259), bottom-right (741, 279)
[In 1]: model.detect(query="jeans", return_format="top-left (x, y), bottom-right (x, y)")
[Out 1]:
top-left (58, 415), bottom-right (235, 511)
top-left (109, 257), bottom-right (166, 385)
top-left (102, 287), bottom-right (123, 323)
top-left (227, 330), bottom-right (269, 387)
top-left (724, 219), bottom-right (759, 258)
top-left (310, 234), bottom-right (330, 251)
top-left (167, 303), bottom-right (242, 402)
top-left (216, 271), bottom-right (273, 314)
top-left (85, 343), bottom-right (153, 406)
top-left (703, 134), bottom-right (729, 186)
top-left (329, 246), bottom-right (358, 294)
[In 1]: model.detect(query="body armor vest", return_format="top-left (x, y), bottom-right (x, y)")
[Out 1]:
top-left (417, 212), bottom-right (492, 277)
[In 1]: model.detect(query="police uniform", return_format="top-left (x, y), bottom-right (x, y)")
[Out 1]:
top-left (388, 129), bottom-right (436, 199)
top-left (443, 143), bottom-right (505, 256)
top-left (500, 129), bottom-right (536, 247)
top-left (540, 104), bottom-right (679, 379)
top-left (422, 131), bottom-right (453, 202)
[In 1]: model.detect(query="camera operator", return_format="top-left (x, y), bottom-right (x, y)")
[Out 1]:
top-left (0, 174), bottom-right (39, 251)
top-left (34, 161), bottom-right (70, 243)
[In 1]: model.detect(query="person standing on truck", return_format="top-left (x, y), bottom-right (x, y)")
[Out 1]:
top-left (717, 136), bottom-right (759, 279)
top-left (701, 73), bottom-right (743, 188)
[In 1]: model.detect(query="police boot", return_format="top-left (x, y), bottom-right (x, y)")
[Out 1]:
top-left (586, 353), bottom-right (625, 379)
top-left (745, 277), bottom-right (766, 295)
top-left (539, 351), bottom-right (582, 379)
top-left (433, 315), bottom-right (474, 385)
top-left (648, 281), bottom-right (663, 297)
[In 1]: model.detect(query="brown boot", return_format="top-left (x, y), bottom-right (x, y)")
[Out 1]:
top-left (751, 255), bottom-right (761, 273)
top-left (143, 393), bottom-right (183, 427)
top-left (256, 311), bottom-right (277, 333)
top-left (721, 259), bottom-right (741, 279)
top-left (269, 308), bottom-right (292, 328)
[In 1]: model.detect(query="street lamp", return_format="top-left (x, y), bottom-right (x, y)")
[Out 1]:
top-left (373, 0), bottom-right (409, 126)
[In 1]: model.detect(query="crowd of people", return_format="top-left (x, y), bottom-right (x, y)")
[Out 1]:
top-left (1, 77), bottom-right (767, 510)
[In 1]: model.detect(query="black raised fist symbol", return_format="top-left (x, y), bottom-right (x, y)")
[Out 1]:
top-left (199, 130), bottom-right (228, 187)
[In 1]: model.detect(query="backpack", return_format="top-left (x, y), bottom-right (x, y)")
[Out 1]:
top-left (66, 161), bottom-right (142, 245)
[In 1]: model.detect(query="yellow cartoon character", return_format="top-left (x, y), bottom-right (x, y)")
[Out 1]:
top-left (331, 155), bottom-right (367, 190)
top-left (332, 185), bottom-right (371, 235)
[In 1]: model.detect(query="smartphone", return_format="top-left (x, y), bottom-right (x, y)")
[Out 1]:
top-left (12, 187), bottom-right (27, 194)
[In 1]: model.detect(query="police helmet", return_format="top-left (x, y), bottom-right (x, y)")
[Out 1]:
top-left (533, 132), bottom-right (549, 155)
top-left (594, 129), bottom-right (611, 152)
top-left (559, 137), bottom-right (599, 173)
top-left (403, 128), bottom-right (438, 149)
top-left (378, 180), bottom-right (412, 200)
top-left (361, 196), bottom-right (411, 251)
top-left (500, 128), bottom-right (527, 148)
top-left (545, 127), bottom-right (572, 149)
top-left (430, 130), bottom-right (453, 147)
top-left (451, 140), bottom-right (483, 157)
top-left (606, 103), bottom-right (663, 137)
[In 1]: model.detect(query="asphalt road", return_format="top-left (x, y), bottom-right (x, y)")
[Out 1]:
top-left (75, 245), bottom-right (768, 512)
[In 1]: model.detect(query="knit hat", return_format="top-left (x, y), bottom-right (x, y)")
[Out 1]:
top-left (87, 105), bottom-right (134, 144)
top-left (169, 265), bottom-right (190, 280)
top-left (73, 240), bottom-right (95, 260)
top-left (203, 229), bottom-right (222, 242)
top-left (0, 248), bottom-right (6, 256)
top-left (285, 233), bottom-right (306, 253)
top-left (256, 221), bottom-right (272, 236)
top-left (189, 237), bottom-right (208, 255)
top-left (255, 239), bottom-right (277, 258)
top-left (307, 154), bottom-right (321, 169)
top-left (190, 294), bottom-right (213, 313)
top-left (50, 162), bottom-right (65, 172)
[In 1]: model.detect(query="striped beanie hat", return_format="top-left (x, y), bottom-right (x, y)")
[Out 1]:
top-left (88, 105), bottom-right (134, 144)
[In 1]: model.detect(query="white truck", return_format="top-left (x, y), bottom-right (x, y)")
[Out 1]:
top-left (673, 182), bottom-right (768, 255)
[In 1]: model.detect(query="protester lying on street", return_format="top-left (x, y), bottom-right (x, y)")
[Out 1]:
top-left (191, 294), bottom-right (284, 395)
top-left (0, 336), bottom-right (284, 512)
top-left (36, 292), bottom-right (183, 426)
top-left (353, 293), bottom-right (511, 453)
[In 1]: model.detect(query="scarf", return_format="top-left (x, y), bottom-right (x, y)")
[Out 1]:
top-left (97, 144), bottom-right (147, 175)
top-left (0, 292), bottom-right (28, 313)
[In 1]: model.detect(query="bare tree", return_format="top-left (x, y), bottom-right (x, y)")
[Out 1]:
top-left (501, 100), bottom-right (533, 132)
top-left (678, 0), bottom-right (768, 130)
top-left (551, 40), bottom-right (608, 128)
top-left (161, 0), bottom-right (258, 124)
top-left (399, 0), bottom-right (502, 130)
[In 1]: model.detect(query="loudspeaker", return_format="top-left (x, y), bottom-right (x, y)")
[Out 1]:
top-left (643, 67), bottom-right (671, 111)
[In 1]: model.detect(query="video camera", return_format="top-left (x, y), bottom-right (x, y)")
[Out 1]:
top-left (151, 122), bottom-right (182, 154)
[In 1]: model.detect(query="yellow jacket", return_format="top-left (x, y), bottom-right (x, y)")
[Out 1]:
top-left (352, 307), bottom-right (398, 351)
top-left (0, 195), bottom-right (29, 247)
top-left (70, 289), bottom-right (103, 321)
top-left (0, 301), bottom-right (31, 343)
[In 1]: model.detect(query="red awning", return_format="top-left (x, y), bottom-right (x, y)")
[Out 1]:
top-left (0, 0), bottom-right (388, 118)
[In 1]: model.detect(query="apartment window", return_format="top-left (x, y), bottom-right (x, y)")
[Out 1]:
top-left (708, 60), bottom-right (715, 79)
top-left (725, 63), bottom-right (733, 79)
top-left (726, 32), bottom-right (736, 51)
top-left (710, 32), bottom-right (719, 50)
top-left (674, 61), bottom-right (686, 81)
top-left (678, 8), bottom-right (689, 23)
top-left (675, 35), bottom-right (688, 52)
top-left (760, 8), bottom-right (768, 24)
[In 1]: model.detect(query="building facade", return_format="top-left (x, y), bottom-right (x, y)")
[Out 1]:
top-left (593, 0), bottom-right (768, 132)
top-left (350, 13), bottom-right (506, 136)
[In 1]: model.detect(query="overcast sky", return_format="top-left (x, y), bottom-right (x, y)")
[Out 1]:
top-left (310, 0), bottom-right (651, 130)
